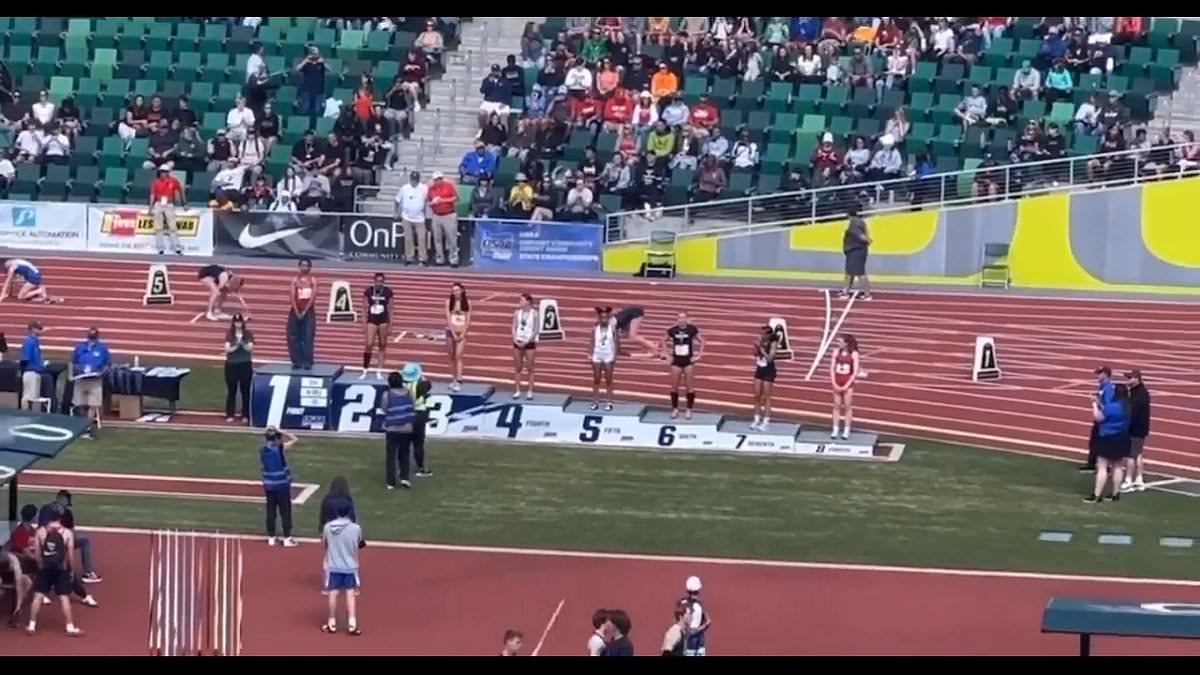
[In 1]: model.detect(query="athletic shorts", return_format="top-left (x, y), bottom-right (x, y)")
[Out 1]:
top-left (34, 568), bottom-right (72, 596)
top-left (672, 356), bottom-right (694, 369)
top-left (325, 571), bottom-right (360, 591)
top-left (73, 378), bottom-right (102, 408)
top-left (513, 341), bottom-right (537, 351)
top-left (754, 365), bottom-right (777, 383)
top-left (366, 313), bottom-right (391, 327)
top-left (592, 354), bottom-right (615, 366)
top-left (1129, 436), bottom-right (1146, 458)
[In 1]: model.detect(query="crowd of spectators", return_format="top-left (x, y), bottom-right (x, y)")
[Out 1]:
top-left (0, 17), bottom-right (462, 210)
top-left (455, 17), bottom-right (1197, 223)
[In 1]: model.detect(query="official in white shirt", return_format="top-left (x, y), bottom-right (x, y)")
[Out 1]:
top-left (394, 171), bottom-right (429, 265)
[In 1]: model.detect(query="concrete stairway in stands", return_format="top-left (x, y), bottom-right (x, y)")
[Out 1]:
top-left (358, 16), bottom-right (543, 215)
top-left (1152, 64), bottom-right (1200, 138)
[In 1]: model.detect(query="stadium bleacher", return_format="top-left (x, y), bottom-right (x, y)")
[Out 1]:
top-left (0, 16), bottom-right (464, 206)
top-left (478, 17), bottom-right (1200, 223)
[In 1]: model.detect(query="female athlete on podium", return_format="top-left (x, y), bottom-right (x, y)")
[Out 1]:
top-left (445, 283), bottom-right (471, 392)
top-left (830, 334), bottom-right (861, 440)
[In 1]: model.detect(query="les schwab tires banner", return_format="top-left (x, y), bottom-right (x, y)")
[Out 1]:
top-left (86, 205), bottom-right (215, 256)
top-left (0, 201), bottom-right (88, 251)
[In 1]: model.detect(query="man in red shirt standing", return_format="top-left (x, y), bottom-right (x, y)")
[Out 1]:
top-left (687, 94), bottom-right (720, 141)
top-left (571, 92), bottom-right (601, 131)
top-left (149, 168), bottom-right (184, 255)
top-left (426, 172), bottom-right (460, 267)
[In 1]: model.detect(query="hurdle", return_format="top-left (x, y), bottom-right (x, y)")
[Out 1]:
top-left (148, 530), bottom-right (243, 656)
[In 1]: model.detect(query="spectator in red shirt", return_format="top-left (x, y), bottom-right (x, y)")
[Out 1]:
top-left (427, 172), bottom-right (460, 267)
top-left (687, 94), bottom-right (720, 140)
top-left (571, 93), bottom-right (602, 131)
top-left (602, 88), bottom-right (634, 132)
top-left (875, 18), bottom-right (902, 52)
top-left (7, 504), bottom-right (38, 556)
top-left (596, 60), bottom-right (621, 98)
top-left (811, 133), bottom-right (843, 188)
top-left (1114, 17), bottom-right (1145, 45)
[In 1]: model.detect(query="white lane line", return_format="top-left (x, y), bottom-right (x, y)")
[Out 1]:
top-left (79, 524), bottom-right (1200, 588)
top-left (531, 598), bottom-right (565, 657)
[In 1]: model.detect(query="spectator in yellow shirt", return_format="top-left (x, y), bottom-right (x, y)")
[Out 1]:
top-left (507, 173), bottom-right (534, 218)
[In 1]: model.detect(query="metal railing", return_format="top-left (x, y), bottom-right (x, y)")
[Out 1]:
top-left (602, 142), bottom-right (1198, 244)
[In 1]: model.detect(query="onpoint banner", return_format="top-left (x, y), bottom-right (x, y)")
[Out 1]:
top-left (0, 201), bottom-right (88, 251)
top-left (86, 205), bottom-right (214, 256)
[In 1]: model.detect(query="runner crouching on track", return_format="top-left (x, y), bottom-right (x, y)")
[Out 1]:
top-left (0, 259), bottom-right (63, 304)
top-left (1085, 383), bottom-right (1131, 503)
top-left (665, 312), bottom-right (703, 419)
top-left (589, 307), bottom-right (618, 411)
top-left (445, 283), bottom-right (471, 392)
top-left (198, 264), bottom-right (249, 321)
top-left (362, 273), bottom-right (394, 380)
top-left (751, 325), bottom-right (779, 432)
top-left (321, 500), bottom-right (364, 636)
top-left (830, 334), bottom-right (861, 440)
top-left (512, 293), bottom-right (540, 400)
top-left (615, 306), bottom-right (661, 358)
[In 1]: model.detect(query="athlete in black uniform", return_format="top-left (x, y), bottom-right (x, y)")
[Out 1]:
top-left (751, 325), bottom-right (779, 432)
top-left (27, 512), bottom-right (84, 636)
top-left (362, 273), bottom-right (394, 379)
top-left (664, 312), bottom-right (703, 419)
top-left (198, 264), bottom-right (248, 321)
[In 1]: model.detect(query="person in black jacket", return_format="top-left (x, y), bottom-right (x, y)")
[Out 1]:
top-left (1122, 369), bottom-right (1152, 493)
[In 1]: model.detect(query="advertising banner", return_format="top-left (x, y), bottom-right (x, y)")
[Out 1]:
top-left (85, 205), bottom-right (214, 256)
top-left (213, 210), bottom-right (341, 260)
top-left (0, 201), bottom-right (88, 251)
top-left (472, 219), bottom-right (602, 272)
top-left (340, 215), bottom-right (407, 261)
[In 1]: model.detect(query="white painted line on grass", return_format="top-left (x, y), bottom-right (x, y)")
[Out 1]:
top-left (531, 598), bottom-right (565, 657)
top-left (79, 525), bottom-right (1200, 588)
top-left (293, 483), bottom-right (320, 506)
top-left (28, 468), bottom-right (268, 487)
top-left (20, 484), bottom-right (267, 504)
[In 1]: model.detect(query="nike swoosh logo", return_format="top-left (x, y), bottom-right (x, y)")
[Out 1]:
top-left (238, 225), bottom-right (308, 249)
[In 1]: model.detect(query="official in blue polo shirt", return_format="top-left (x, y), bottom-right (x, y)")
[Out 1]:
top-left (71, 328), bottom-right (111, 438)
top-left (19, 321), bottom-right (45, 410)
top-left (1082, 365), bottom-right (1116, 472)
top-left (1085, 383), bottom-right (1131, 503)
top-left (381, 371), bottom-right (415, 490)
top-left (260, 426), bottom-right (298, 547)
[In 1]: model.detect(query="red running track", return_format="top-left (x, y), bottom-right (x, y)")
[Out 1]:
top-left (3, 256), bottom-right (1199, 473)
top-left (4, 529), bottom-right (1200, 655)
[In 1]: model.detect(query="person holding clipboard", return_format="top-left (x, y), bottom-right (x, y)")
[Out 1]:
top-left (71, 328), bottom-right (111, 439)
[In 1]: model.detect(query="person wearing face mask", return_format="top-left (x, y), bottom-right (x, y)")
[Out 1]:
top-left (223, 314), bottom-right (254, 423)
top-left (70, 328), bottom-right (110, 439)
top-left (259, 426), bottom-right (299, 546)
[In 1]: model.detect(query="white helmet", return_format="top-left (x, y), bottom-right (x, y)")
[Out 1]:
top-left (685, 576), bottom-right (702, 592)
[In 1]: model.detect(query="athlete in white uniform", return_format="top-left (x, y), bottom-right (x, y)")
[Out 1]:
top-left (511, 293), bottom-right (540, 400)
top-left (445, 283), bottom-right (471, 392)
top-left (589, 307), bottom-right (617, 411)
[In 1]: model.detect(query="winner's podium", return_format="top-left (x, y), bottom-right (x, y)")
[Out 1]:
top-left (250, 364), bottom-right (344, 430)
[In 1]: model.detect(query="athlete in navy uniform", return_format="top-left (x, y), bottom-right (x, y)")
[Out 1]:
top-left (664, 312), bottom-right (704, 419)
top-left (27, 511), bottom-right (84, 637)
top-left (614, 306), bottom-right (660, 357)
top-left (751, 325), bottom-right (779, 431)
top-left (680, 576), bottom-right (711, 656)
top-left (0, 258), bottom-right (62, 304)
top-left (362, 273), bottom-right (394, 379)
top-left (198, 264), bottom-right (249, 321)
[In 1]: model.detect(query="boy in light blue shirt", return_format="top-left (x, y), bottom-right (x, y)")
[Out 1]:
top-left (321, 502), bottom-right (364, 636)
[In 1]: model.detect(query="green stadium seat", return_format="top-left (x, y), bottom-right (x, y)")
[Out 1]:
top-left (146, 51), bottom-right (173, 82)
top-left (737, 80), bottom-right (765, 110)
top-left (9, 165), bottom-right (41, 201)
top-left (49, 76), bottom-right (74, 101)
top-left (33, 47), bottom-right (61, 78)
top-left (203, 53), bottom-right (231, 83)
top-left (176, 52), bottom-right (202, 83)
top-left (769, 113), bottom-right (799, 144)
top-left (819, 86), bottom-right (848, 116)
top-left (146, 23), bottom-right (172, 52)
top-left (70, 166), bottom-right (100, 202)
top-left (67, 18), bottom-right (92, 37)
top-left (174, 22), bottom-right (201, 53)
top-left (99, 167), bottom-right (129, 202)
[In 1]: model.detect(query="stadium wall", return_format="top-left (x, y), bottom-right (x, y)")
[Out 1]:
top-left (602, 177), bottom-right (1200, 295)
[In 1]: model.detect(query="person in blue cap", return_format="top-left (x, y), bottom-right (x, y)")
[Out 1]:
top-left (402, 362), bottom-right (435, 478)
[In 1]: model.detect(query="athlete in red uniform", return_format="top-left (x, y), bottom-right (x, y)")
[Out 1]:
top-left (288, 258), bottom-right (318, 370)
top-left (830, 334), bottom-right (860, 440)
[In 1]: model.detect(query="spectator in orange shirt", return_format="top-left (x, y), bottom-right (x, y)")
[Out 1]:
top-left (353, 82), bottom-right (374, 122)
top-left (687, 94), bottom-right (720, 140)
top-left (603, 89), bottom-right (634, 132)
top-left (650, 63), bottom-right (679, 102)
top-left (596, 60), bottom-right (621, 98)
